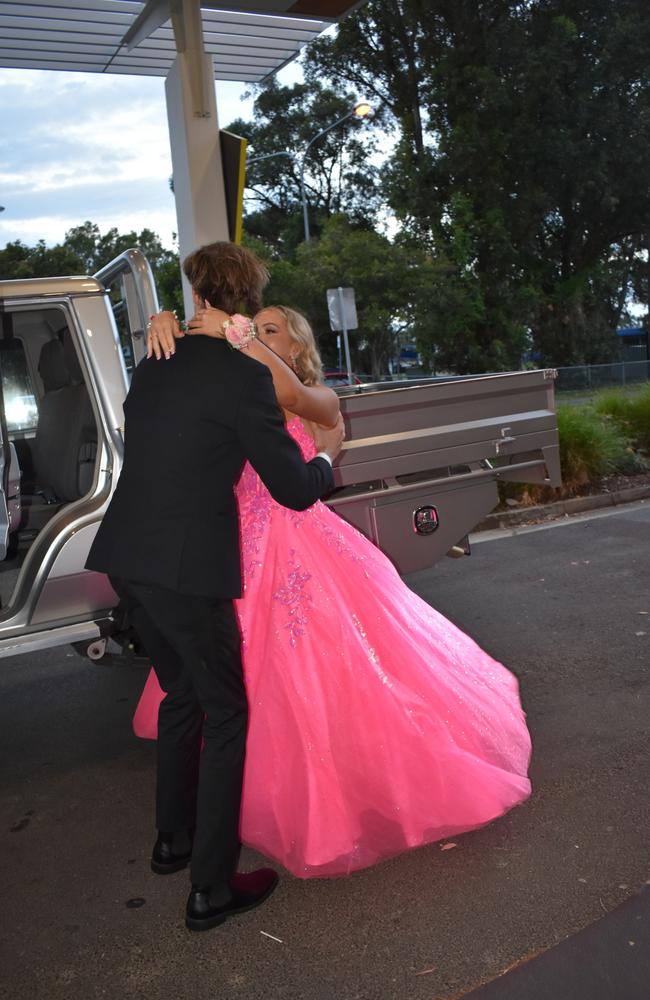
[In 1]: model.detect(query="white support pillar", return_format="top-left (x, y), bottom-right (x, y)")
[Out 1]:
top-left (165, 44), bottom-right (229, 316)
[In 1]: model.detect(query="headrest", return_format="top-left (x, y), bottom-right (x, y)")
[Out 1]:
top-left (63, 332), bottom-right (84, 384)
top-left (38, 339), bottom-right (71, 392)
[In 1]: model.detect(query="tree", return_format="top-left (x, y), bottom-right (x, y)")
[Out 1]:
top-left (0, 223), bottom-right (181, 311)
top-left (305, 0), bottom-right (434, 235)
top-left (63, 221), bottom-right (173, 273)
top-left (512, 3), bottom-right (650, 363)
top-left (59, 221), bottom-right (100, 273)
top-left (155, 253), bottom-right (184, 314)
top-left (263, 215), bottom-right (437, 379)
top-left (0, 239), bottom-right (82, 279)
top-left (307, 0), bottom-right (650, 368)
top-left (228, 79), bottom-right (383, 254)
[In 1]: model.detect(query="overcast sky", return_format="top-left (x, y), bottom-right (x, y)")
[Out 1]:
top-left (0, 68), bottom-right (256, 251)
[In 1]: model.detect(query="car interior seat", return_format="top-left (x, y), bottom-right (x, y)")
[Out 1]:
top-left (33, 336), bottom-right (98, 504)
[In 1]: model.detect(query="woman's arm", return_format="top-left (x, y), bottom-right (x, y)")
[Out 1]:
top-left (189, 308), bottom-right (340, 428)
top-left (146, 306), bottom-right (340, 426)
top-left (246, 339), bottom-right (339, 426)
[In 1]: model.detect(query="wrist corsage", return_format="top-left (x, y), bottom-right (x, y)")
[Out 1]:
top-left (223, 314), bottom-right (257, 350)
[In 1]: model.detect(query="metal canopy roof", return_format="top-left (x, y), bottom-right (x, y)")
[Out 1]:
top-left (0, 0), bottom-right (351, 82)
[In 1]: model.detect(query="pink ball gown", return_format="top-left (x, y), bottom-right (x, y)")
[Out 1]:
top-left (133, 417), bottom-right (532, 877)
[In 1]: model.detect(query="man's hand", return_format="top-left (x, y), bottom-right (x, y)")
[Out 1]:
top-left (313, 413), bottom-right (345, 462)
top-left (147, 311), bottom-right (183, 360)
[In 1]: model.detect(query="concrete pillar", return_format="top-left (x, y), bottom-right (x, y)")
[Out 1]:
top-left (164, 4), bottom-right (228, 317)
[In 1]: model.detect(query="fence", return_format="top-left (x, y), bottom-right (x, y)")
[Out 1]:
top-left (374, 360), bottom-right (650, 394)
top-left (555, 360), bottom-right (650, 394)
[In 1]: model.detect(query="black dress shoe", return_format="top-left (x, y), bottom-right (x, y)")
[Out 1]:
top-left (151, 831), bottom-right (192, 875)
top-left (185, 868), bottom-right (279, 932)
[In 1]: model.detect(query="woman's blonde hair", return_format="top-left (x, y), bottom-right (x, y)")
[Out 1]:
top-left (272, 306), bottom-right (324, 387)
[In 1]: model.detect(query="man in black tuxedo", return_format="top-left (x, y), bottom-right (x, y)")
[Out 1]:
top-left (86, 324), bottom-right (342, 931)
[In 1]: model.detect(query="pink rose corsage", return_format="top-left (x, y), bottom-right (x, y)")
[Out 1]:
top-left (223, 314), bottom-right (257, 350)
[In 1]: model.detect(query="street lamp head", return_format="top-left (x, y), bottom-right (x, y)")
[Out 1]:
top-left (353, 102), bottom-right (372, 118)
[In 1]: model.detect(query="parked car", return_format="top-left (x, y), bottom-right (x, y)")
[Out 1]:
top-left (323, 370), bottom-right (362, 387)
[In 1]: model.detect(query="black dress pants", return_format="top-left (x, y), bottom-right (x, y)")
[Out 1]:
top-left (111, 578), bottom-right (248, 888)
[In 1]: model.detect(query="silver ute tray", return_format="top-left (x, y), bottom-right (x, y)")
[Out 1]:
top-left (325, 370), bottom-right (560, 574)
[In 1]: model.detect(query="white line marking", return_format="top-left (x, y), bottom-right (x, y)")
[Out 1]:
top-left (260, 931), bottom-right (284, 944)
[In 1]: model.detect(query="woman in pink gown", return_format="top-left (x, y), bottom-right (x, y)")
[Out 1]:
top-left (137, 305), bottom-right (532, 878)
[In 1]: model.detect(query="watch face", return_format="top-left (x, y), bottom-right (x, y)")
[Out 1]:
top-left (412, 505), bottom-right (439, 535)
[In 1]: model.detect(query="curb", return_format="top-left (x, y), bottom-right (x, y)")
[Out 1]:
top-left (475, 484), bottom-right (650, 532)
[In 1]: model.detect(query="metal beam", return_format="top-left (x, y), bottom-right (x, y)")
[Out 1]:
top-left (120, 0), bottom-right (171, 51)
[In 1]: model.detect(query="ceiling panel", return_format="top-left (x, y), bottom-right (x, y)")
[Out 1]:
top-left (0, 0), bottom-right (349, 81)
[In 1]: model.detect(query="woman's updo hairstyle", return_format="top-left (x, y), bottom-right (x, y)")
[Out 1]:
top-left (183, 242), bottom-right (269, 316)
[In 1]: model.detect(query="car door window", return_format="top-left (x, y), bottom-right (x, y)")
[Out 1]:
top-left (95, 249), bottom-right (160, 380)
top-left (0, 339), bottom-right (38, 433)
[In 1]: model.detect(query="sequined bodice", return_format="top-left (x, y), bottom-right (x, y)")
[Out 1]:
top-left (289, 416), bottom-right (317, 459)
top-left (236, 417), bottom-right (323, 597)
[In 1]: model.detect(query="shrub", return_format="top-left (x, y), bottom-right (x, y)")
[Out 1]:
top-left (594, 384), bottom-right (650, 451)
top-left (556, 404), bottom-right (643, 491)
top-left (497, 391), bottom-right (648, 507)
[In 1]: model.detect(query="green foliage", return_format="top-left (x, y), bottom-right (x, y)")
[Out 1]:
top-left (556, 404), bottom-right (643, 489)
top-left (0, 221), bottom-right (181, 310)
top-left (503, 390), bottom-right (648, 508)
top-left (154, 255), bottom-right (183, 314)
top-left (0, 239), bottom-right (83, 279)
top-left (262, 215), bottom-right (436, 379)
top-left (62, 221), bottom-right (174, 273)
top-left (306, 0), bottom-right (650, 370)
top-left (594, 384), bottom-right (650, 450)
top-left (230, 79), bottom-right (382, 255)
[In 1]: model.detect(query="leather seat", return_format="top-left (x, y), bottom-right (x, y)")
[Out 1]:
top-left (33, 337), bottom-right (98, 503)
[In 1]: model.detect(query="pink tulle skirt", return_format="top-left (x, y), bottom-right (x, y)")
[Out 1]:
top-left (133, 419), bottom-right (531, 877)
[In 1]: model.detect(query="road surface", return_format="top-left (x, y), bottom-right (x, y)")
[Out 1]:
top-left (1, 502), bottom-right (648, 1000)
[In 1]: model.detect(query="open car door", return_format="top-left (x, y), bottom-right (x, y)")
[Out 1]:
top-left (0, 412), bottom-right (11, 561)
top-left (94, 249), bottom-right (160, 377)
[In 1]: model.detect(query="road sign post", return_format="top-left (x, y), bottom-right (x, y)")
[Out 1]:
top-left (326, 287), bottom-right (358, 383)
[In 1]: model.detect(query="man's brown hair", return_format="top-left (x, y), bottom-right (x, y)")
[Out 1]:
top-left (182, 242), bottom-right (269, 315)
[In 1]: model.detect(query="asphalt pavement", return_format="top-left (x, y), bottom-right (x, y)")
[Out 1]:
top-left (0, 502), bottom-right (648, 1000)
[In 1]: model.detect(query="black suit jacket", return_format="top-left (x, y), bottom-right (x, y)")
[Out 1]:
top-left (86, 336), bottom-right (334, 598)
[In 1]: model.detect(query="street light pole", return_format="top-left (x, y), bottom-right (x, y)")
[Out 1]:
top-left (247, 102), bottom-right (371, 242)
top-left (297, 105), bottom-right (369, 241)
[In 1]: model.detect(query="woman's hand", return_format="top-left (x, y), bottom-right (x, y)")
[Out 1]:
top-left (147, 304), bottom-right (231, 359)
top-left (147, 311), bottom-right (183, 360)
top-left (186, 305), bottom-right (230, 339)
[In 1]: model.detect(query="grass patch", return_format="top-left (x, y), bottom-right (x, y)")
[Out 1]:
top-left (594, 383), bottom-right (650, 450)
top-left (498, 400), bottom-right (646, 505)
top-left (556, 405), bottom-right (643, 490)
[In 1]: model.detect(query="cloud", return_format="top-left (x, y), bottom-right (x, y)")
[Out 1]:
top-left (0, 69), bottom-right (253, 250)
top-left (1, 209), bottom-right (179, 248)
